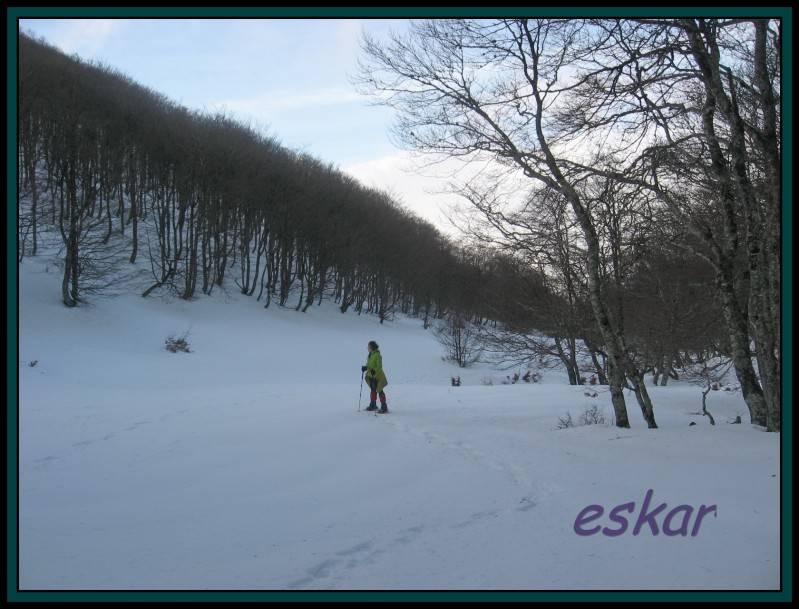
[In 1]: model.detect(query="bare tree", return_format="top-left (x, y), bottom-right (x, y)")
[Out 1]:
top-left (434, 312), bottom-right (482, 367)
top-left (683, 357), bottom-right (737, 426)
top-left (18, 33), bottom-right (502, 327)
top-left (548, 18), bottom-right (780, 430)
top-left (356, 19), bottom-right (663, 427)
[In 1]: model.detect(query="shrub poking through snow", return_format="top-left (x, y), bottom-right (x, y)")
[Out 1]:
top-left (557, 405), bottom-right (607, 430)
top-left (556, 412), bottom-right (575, 429)
top-left (579, 404), bottom-right (606, 426)
top-left (165, 331), bottom-right (191, 353)
top-left (480, 376), bottom-right (494, 386)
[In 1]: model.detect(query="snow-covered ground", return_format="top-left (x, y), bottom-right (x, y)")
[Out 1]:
top-left (18, 255), bottom-right (780, 590)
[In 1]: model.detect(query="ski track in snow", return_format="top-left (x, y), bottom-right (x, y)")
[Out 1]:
top-left (384, 416), bottom-right (537, 491)
top-left (31, 407), bottom-right (193, 471)
top-left (18, 256), bottom-right (780, 590)
top-left (285, 413), bottom-right (543, 590)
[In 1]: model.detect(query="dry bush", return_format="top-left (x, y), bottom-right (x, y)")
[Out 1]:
top-left (165, 331), bottom-right (192, 353)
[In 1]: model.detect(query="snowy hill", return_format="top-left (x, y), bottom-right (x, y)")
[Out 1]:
top-left (18, 255), bottom-right (780, 590)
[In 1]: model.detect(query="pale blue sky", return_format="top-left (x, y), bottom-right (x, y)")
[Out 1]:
top-left (19, 18), bottom-right (476, 234)
top-left (19, 19), bottom-right (407, 166)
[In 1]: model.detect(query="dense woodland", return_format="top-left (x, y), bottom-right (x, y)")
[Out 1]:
top-left (17, 19), bottom-right (782, 432)
top-left (18, 33), bottom-right (487, 322)
top-left (356, 18), bottom-right (781, 431)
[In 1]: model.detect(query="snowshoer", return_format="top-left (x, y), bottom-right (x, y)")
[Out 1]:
top-left (362, 340), bottom-right (389, 413)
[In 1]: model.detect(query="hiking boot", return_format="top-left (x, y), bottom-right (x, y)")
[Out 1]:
top-left (365, 403), bottom-right (378, 412)
top-left (378, 405), bottom-right (389, 414)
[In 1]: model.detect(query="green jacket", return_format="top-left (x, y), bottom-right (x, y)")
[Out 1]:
top-left (365, 350), bottom-right (388, 392)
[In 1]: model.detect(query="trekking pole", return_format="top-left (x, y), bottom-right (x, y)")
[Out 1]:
top-left (358, 370), bottom-right (364, 412)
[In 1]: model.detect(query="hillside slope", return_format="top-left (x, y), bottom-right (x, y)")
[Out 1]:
top-left (19, 256), bottom-right (780, 590)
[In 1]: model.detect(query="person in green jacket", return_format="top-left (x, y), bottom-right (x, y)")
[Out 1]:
top-left (362, 340), bottom-right (389, 413)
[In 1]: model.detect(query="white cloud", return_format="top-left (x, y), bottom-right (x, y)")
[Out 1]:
top-left (211, 86), bottom-right (363, 118)
top-left (343, 146), bottom-right (544, 244)
top-left (343, 151), bottom-right (509, 238)
top-left (47, 19), bottom-right (126, 57)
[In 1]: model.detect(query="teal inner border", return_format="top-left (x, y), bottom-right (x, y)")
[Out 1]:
top-left (6, 5), bottom-right (793, 603)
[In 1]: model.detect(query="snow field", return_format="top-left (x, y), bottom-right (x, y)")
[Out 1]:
top-left (19, 256), bottom-right (780, 589)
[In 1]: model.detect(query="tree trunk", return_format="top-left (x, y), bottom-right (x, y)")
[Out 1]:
top-left (30, 165), bottom-right (38, 255)
top-left (628, 370), bottom-right (658, 429)
top-left (659, 355), bottom-right (672, 386)
top-left (717, 270), bottom-right (768, 426)
top-left (607, 359), bottom-right (630, 428)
